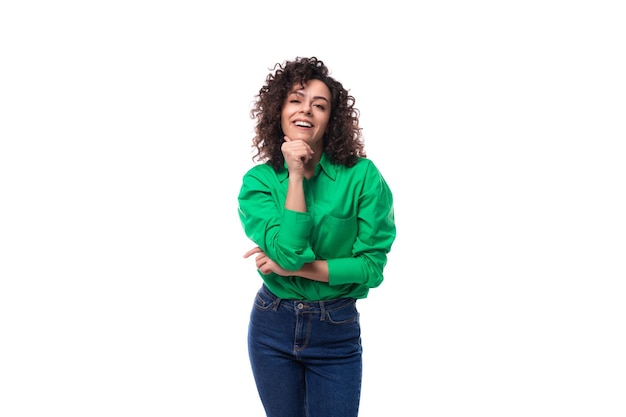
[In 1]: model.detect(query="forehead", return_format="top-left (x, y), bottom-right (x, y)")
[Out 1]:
top-left (289, 79), bottom-right (331, 98)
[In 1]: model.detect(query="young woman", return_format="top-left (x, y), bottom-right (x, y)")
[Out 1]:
top-left (238, 56), bottom-right (396, 417)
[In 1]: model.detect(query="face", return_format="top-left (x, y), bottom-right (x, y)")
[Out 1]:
top-left (281, 79), bottom-right (331, 149)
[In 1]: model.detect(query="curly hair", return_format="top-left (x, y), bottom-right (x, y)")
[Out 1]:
top-left (249, 57), bottom-right (366, 171)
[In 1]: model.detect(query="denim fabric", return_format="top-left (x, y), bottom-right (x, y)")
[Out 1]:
top-left (248, 284), bottom-right (363, 417)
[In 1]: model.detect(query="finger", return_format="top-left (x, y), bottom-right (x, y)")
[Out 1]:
top-left (284, 135), bottom-right (292, 142)
top-left (243, 247), bottom-right (262, 258)
top-left (257, 258), bottom-right (269, 272)
top-left (254, 252), bottom-right (266, 264)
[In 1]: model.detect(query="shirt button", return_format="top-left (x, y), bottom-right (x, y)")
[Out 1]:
top-left (297, 303), bottom-right (304, 309)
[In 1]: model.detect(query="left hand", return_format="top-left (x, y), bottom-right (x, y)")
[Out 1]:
top-left (243, 247), bottom-right (291, 276)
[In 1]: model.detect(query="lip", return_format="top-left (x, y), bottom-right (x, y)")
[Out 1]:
top-left (293, 119), bottom-right (314, 128)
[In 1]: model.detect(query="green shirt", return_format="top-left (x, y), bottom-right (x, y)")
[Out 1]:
top-left (238, 153), bottom-right (396, 301)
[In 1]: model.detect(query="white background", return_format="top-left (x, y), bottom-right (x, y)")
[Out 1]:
top-left (1, 1), bottom-right (625, 416)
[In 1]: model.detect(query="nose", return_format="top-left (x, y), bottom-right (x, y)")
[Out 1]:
top-left (301, 102), bottom-right (312, 115)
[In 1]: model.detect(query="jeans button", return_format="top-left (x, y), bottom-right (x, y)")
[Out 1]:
top-left (297, 303), bottom-right (304, 309)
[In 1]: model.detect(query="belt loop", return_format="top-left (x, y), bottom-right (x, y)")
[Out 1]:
top-left (272, 297), bottom-right (282, 311)
top-left (319, 301), bottom-right (326, 321)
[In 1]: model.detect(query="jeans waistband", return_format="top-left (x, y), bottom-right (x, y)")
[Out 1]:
top-left (260, 284), bottom-right (356, 312)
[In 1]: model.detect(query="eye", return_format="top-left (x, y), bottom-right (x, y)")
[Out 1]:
top-left (314, 104), bottom-right (326, 110)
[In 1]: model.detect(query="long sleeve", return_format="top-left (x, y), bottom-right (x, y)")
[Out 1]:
top-left (327, 161), bottom-right (396, 288)
top-left (238, 164), bottom-right (316, 270)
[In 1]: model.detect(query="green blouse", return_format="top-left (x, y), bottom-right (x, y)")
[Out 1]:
top-left (238, 153), bottom-right (396, 301)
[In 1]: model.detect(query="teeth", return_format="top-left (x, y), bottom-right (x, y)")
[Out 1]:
top-left (295, 121), bottom-right (312, 127)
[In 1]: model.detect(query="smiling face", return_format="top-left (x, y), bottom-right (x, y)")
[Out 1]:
top-left (281, 79), bottom-right (332, 151)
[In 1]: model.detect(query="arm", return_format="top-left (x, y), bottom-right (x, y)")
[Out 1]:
top-left (327, 162), bottom-right (396, 288)
top-left (238, 166), bottom-right (316, 271)
top-left (244, 247), bottom-right (329, 282)
top-left (238, 136), bottom-right (318, 270)
top-left (283, 135), bottom-right (313, 213)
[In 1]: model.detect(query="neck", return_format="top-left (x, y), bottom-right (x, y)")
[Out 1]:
top-left (303, 152), bottom-right (321, 179)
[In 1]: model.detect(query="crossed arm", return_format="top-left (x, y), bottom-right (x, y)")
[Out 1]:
top-left (243, 246), bottom-right (329, 283)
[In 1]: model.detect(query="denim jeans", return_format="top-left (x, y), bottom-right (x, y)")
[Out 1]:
top-left (248, 284), bottom-right (363, 417)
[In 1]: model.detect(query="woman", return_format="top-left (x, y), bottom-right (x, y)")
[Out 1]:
top-left (238, 56), bottom-right (396, 417)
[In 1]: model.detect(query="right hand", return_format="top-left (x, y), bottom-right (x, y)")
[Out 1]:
top-left (281, 135), bottom-right (314, 176)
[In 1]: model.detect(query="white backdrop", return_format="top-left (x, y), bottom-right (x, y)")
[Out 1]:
top-left (1, 1), bottom-right (625, 416)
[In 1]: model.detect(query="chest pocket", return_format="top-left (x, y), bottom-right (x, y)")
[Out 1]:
top-left (314, 214), bottom-right (358, 259)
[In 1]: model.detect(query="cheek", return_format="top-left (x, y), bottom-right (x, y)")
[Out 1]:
top-left (280, 117), bottom-right (289, 132)
top-left (280, 107), bottom-right (292, 125)
top-left (319, 116), bottom-right (331, 132)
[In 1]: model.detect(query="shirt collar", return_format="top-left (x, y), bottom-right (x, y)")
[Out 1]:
top-left (317, 152), bottom-right (337, 180)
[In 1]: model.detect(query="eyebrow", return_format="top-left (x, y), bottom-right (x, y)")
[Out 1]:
top-left (290, 90), bottom-right (330, 104)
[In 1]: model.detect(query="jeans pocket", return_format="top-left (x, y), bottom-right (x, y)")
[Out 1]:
top-left (325, 301), bottom-right (359, 325)
top-left (253, 288), bottom-right (277, 312)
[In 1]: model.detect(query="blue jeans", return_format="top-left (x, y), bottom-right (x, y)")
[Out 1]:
top-left (248, 285), bottom-right (363, 417)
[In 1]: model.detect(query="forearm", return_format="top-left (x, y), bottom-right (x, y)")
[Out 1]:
top-left (285, 176), bottom-right (306, 212)
top-left (295, 260), bottom-right (329, 282)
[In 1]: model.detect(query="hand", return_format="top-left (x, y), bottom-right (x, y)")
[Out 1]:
top-left (243, 247), bottom-right (291, 276)
top-left (281, 135), bottom-right (314, 176)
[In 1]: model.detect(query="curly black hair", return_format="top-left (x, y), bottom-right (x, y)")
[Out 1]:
top-left (249, 57), bottom-right (366, 171)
